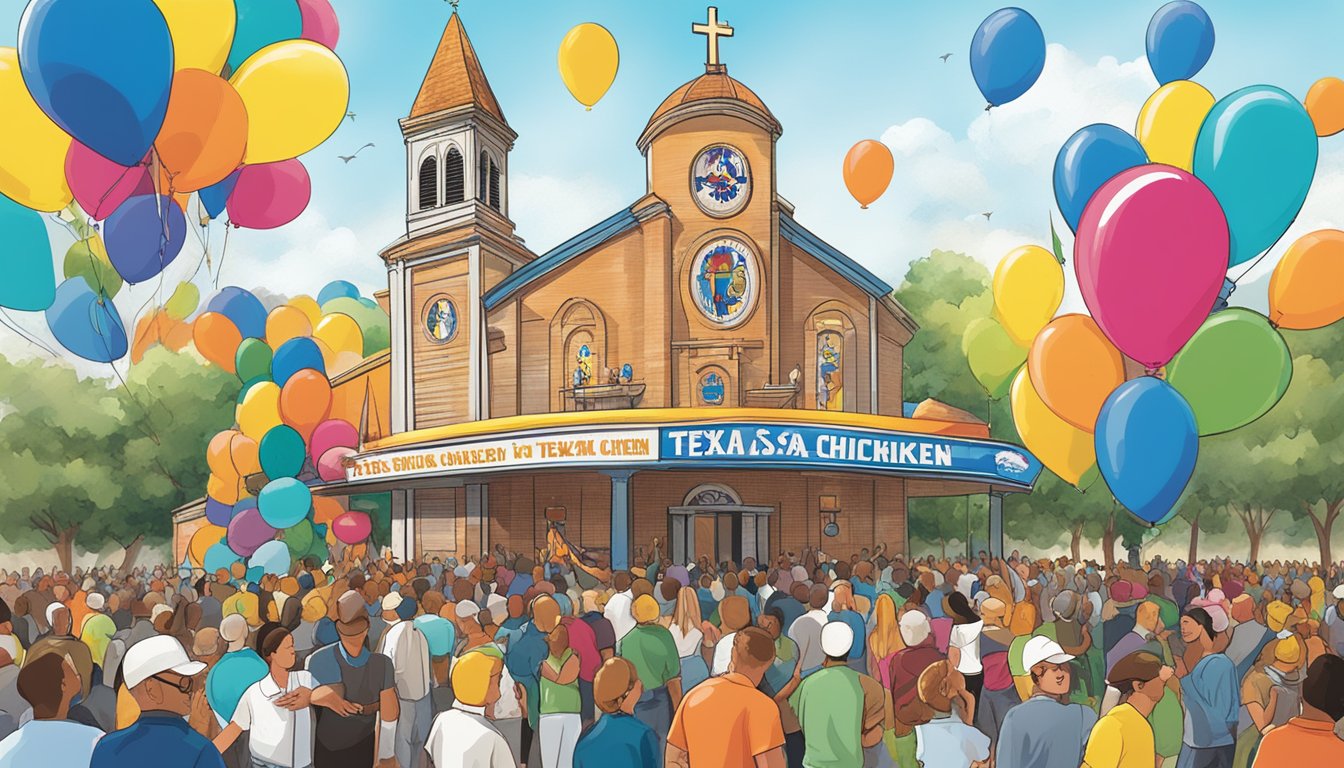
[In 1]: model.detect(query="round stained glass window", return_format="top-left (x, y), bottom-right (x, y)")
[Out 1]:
top-left (423, 295), bottom-right (458, 343)
top-left (690, 236), bottom-right (756, 327)
top-left (691, 144), bottom-right (751, 217)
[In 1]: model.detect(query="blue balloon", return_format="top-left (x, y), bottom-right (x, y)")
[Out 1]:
top-left (317, 280), bottom-right (360, 307)
top-left (1095, 377), bottom-right (1198, 525)
top-left (248, 539), bottom-right (291, 576)
top-left (0, 192), bottom-right (56, 311)
top-left (207, 286), bottom-right (267, 340)
top-left (203, 541), bottom-right (241, 574)
top-left (18, 0), bottom-right (174, 166)
top-left (1193, 86), bottom-right (1318, 268)
top-left (271, 337), bottom-right (326, 387)
top-left (200, 171), bottom-right (240, 220)
top-left (1146, 1), bottom-right (1215, 85)
top-left (1053, 125), bottom-right (1149, 233)
top-left (45, 278), bottom-right (127, 362)
top-left (969, 8), bottom-right (1046, 108)
top-left (258, 476), bottom-right (312, 529)
top-left (205, 497), bottom-right (235, 527)
top-left (103, 195), bottom-right (186, 284)
top-left (227, 0), bottom-right (303, 74)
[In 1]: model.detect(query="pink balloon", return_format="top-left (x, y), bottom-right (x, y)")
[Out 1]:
top-left (309, 418), bottom-right (359, 465)
top-left (298, 0), bottom-right (340, 49)
top-left (227, 505), bottom-right (277, 557)
top-left (226, 160), bottom-right (311, 230)
top-left (317, 446), bottom-right (356, 482)
top-left (331, 511), bottom-right (371, 545)
top-left (1075, 165), bottom-right (1228, 370)
top-left (66, 143), bottom-right (144, 220)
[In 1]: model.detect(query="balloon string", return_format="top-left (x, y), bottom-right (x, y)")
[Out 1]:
top-left (0, 309), bottom-right (58, 358)
top-left (1231, 223), bottom-right (1293, 285)
top-left (215, 225), bottom-right (232, 289)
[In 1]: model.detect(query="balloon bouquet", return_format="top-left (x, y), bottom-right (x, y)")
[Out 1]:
top-left (0, 0), bottom-right (348, 366)
top-left (187, 279), bottom-right (389, 575)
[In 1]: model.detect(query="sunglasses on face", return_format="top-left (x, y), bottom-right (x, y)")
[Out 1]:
top-left (151, 673), bottom-right (194, 694)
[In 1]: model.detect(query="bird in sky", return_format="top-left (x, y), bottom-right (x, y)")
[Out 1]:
top-left (338, 143), bottom-right (375, 163)
top-left (940, 53), bottom-right (953, 62)
top-left (345, 111), bottom-right (356, 122)
top-left (981, 211), bottom-right (993, 221)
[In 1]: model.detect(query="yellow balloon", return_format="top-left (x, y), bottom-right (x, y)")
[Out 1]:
top-left (237, 381), bottom-right (282, 441)
top-left (992, 246), bottom-right (1063, 348)
top-left (188, 524), bottom-right (228, 568)
top-left (287, 295), bottom-right (323, 328)
top-left (152, 0), bottom-right (236, 73)
top-left (1009, 368), bottom-right (1096, 488)
top-left (265, 305), bottom-right (312, 347)
top-left (558, 23), bottom-right (619, 110)
top-left (230, 40), bottom-right (350, 164)
top-left (314, 313), bottom-right (363, 358)
top-left (1135, 80), bottom-right (1215, 172)
top-left (0, 48), bottom-right (72, 212)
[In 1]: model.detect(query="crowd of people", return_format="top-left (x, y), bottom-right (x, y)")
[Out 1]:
top-left (0, 539), bottom-right (1341, 768)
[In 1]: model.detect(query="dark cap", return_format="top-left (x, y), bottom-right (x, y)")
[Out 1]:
top-left (1107, 650), bottom-right (1163, 694)
top-left (335, 590), bottom-right (370, 637)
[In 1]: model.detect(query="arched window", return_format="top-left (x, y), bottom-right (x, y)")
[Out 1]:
top-left (478, 150), bottom-right (489, 204)
top-left (816, 330), bottom-right (844, 411)
top-left (809, 306), bottom-right (859, 412)
top-left (417, 156), bottom-right (438, 211)
top-left (444, 147), bottom-right (465, 204)
top-left (488, 159), bottom-right (501, 212)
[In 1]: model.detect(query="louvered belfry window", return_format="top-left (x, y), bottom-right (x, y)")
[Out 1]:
top-left (418, 156), bottom-right (438, 210)
top-left (444, 147), bottom-right (464, 204)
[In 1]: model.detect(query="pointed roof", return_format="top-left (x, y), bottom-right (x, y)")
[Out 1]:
top-left (409, 12), bottom-right (506, 124)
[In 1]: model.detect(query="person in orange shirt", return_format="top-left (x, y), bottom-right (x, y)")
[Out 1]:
top-left (1252, 654), bottom-right (1344, 767)
top-left (665, 626), bottom-right (786, 768)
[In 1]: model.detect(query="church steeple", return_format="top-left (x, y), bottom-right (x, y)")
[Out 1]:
top-left (410, 12), bottom-right (506, 124)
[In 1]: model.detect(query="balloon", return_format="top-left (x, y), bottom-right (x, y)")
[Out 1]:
top-left (310, 418), bottom-right (359, 464)
top-left (258, 477), bottom-right (312, 529)
top-left (230, 40), bottom-right (349, 164)
top-left (312, 496), bottom-right (344, 526)
top-left (280, 368), bottom-right (333, 439)
top-left (199, 170), bottom-right (239, 220)
top-left (313, 313), bottom-right (363, 359)
top-left (1095, 377), bottom-right (1198, 525)
top-left (272, 337), bottom-right (326, 387)
top-left (0, 48), bottom-right (71, 211)
top-left (156, 69), bottom-right (248, 192)
top-left (65, 143), bottom-right (143, 221)
top-left (152, 0), bottom-right (236, 73)
top-left (227, 0), bottom-right (303, 73)
top-left (227, 159), bottom-right (311, 229)
top-left (1075, 165), bottom-right (1227, 369)
top-left (103, 195), bottom-right (186, 283)
top-left (206, 472), bottom-right (241, 506)
top-left (288, 295), bottom-right (324, 327)
top-left (260, 424), bottom-right (306, 479)
top-left (206, 286), bottom-right (267, 340)
top-left (1145, 1), bottom-right (1214, 85)
top-left (164, 281), bottom-right (199, 320)
top-left (192, 311), bottom-right (242, 372)
top-left (317, 281), bottom-right (359, 306)
top-left (19, 0), bottom-right (174, 166)
top-left (1192, 85), bottom-right (1318, 268)
top-left (1135, 80), bottom-right (1214, 172)
top-left (317, 446), bottom-right (355, 482)
top-left (1053, 124), bottom-right (1148, 233)
top-left (557, 23), bottom-right (618, 110)
top-left (0, 191), bottom-right (56, 311)
top-left (45, 278), bottom-right (127, 362)
top-left (206, 429), bottom-right (241, 480)
top-left (992, 246), bottom-right (1062, 348)
top-left (1009, 368), bottom-right (1096, 488)
top-left (248, 539), bottom-right (291, 576)
top-left (234, 338), bottom-right (273, 384)
top-left (1269, 229), bottom-right (1344, 330)
top-left (297, 0), bottom-right (340, 49)
top-left (1028, 314), bottom-right (1126, 433)
top-left (1166, 309), bottom-right (1292, 435)
top-left (237, 381), bottom-right (282, 441)
top-left (227, 504), bottom-right (276, 557)
top-left (321, 296), bottom-right (390, 356)
top-left (231, 433), bottom-right (262, 476)
top-left (265, 305), bottom-right (312, 347)
top-left (1305, 77), bottom-right (1344, 137)
top-left (331, 511), bottom-right (371, 545)
top-left (842, 140), bottom-right (894, 209)
top-left (204, 497), bottom-right (234, 527)
top-left (63, 236), bottom-right (122, 298)
top-left (188, 524), bottom-right (227, 568)
top-left (969, 8), bottom-right (1046, 108)
top-left (203, 540), bottom-right (241, 573)
top-left (961, 318), bottom-right (1025, 400)
top-left (282, 519), bottom-right (315, 559)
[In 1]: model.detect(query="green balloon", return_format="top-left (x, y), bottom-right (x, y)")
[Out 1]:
top-left (63, 237), bottom-right (123, 298)
top-left (235, 338), bottom-right (273, 384)
top-left (1167, 308), bottom-right (1292, 436)
top-left (322, 296), bottom-right (390, 356)
top-left (962, 318), bottom-right (1027, 399)
top-left (164, 281), bottom-right (200, 321)
top-left (284, 519), bottom-right (315, 558)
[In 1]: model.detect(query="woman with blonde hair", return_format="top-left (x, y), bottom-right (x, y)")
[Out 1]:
top-left (668, 587), bottom-right (712, 691)
top-left (868, 594), bottom-right (904, 688)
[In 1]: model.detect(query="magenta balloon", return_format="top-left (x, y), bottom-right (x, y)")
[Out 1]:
top-left (226, 505), bottom-right (277, 557)
top-left (1074, 164), bottom-right (1228, 370)
top-left (317, 446), bottom-right (355, 482)
top-left (226, 160), bottom-right (312, 230)
top-left (298, 0), bottom-right (340, 49)
top-left (309, 418), bottom-right (359, 464)
top-left (65, 142), bottom-right (143, 220)
top-left (332, 511), bottom-right (371, 545)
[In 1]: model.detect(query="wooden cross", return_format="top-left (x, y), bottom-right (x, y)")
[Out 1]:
top-left (692, 6), bottom-right (734, 67)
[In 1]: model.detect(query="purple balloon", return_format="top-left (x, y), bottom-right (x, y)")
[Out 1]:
top-left (227, 160), bottom-right (311, 230)
top-left (104, 194), bottom-right (186, 283)
top-left (204, 497), bottom-right (234, 526)
top-left (226, 505), bottom-right (276, 558)
top-left (309, 419), bottom-right (359, 465)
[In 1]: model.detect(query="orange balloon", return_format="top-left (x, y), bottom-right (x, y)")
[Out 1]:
top-left (1269, 229), bottom-right (1344, 330)
top-left (230, 433), bottom-right (262, 476)
top-left (192, 312), bottom-right (242, 373)
top-left (130, 310), bottom-right (173, 364)
top-left (266, 305), bottom-right (312, 347)
top-left (206, 472), bottom-right (240, 504)
top-left (188, 525), bottom-right (227, 568)
top-left (207, 429), bottom-right (241, 480)
top-left (163, 318), bottom-right (194, 351)
top-left (279, 368), bottom-right (333, 440)
top-left (312, 496), bottom-right (344, 526)
top-left (155, 69), bottom-right (247, 192)
top-left (1305, 77), bottom-right (1344, 137)
top-left (842, 139), bottom-right (894, 209)
top-left (1028, 314), bottom-right (1126, 433)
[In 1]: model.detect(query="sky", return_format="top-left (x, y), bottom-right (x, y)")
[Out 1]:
top-left (5, 0), bottom-right (1344, 370)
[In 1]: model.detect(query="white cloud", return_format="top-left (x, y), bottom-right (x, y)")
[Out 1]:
top-left (509, 172), bottom-right (629, 255)
top-left (222, 204), bottom-right (395, 298)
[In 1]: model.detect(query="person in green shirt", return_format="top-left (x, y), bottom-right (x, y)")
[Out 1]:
top-left (788, 621), bottom-right (881, 768)
top-left (539, 622), bottom-right (582, 768)
top-left (619, 594), bottom-right (683, 754)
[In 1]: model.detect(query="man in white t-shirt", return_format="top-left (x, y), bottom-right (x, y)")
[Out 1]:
top-left (426, 650), bottom-right (514, 768)
top-left (788, 585), bottom-right (830, 677)
top-left (604, 572), bottom-right (636, 644)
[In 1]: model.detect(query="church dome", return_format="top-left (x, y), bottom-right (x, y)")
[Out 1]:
top-left (637, 66), bottom-right (781, 152)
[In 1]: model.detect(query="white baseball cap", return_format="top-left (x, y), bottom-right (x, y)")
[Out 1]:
top-left (455, 600), bottom-right (481, 620)
top-left (1021, 635), bottom-right (1074, 672)
top-left (820, 620), bottom-right (854, 658)
top-left (121, 636), bottom-right (206, 689)
top-left (1333, 584), bottom-right (1344, 600)
top-left (381, 592), bottom-right (404, 612)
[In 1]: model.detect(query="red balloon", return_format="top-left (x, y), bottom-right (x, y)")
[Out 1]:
top-left (227, 160), bottom-right (311, 229)
top-left (65, 142), bottom-right (142, 220)
top-left (309, 418), bottom-right (358, 465)
top-left (331, 511), bottom-right (371, 545)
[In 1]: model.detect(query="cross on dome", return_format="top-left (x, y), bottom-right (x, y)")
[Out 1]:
top-left (692, 6), bottom-right (734, 70)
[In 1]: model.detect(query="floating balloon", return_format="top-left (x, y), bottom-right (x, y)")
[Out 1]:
top-left (1145, 1), bottom-right (1214, 85)
top-left (265, 305), bottom-right (312, 347)
top-left (46, 279), bottom-right (127, 362)
top-left (317, 281), bottom-right (359, 306)
top-left (321, 297), bottom-right (390, 356)
top-left (331, 511), bottom-right (371, 545)
top-left (1269, 229), bottom-right (1344, 330)
top-left (1192, 86), bottom-right (1318, 268)
top-left (557, 22), bottom-right (619, 110)
top-left (0, 48), bottom-right (71, 211)
top-left (63, 236), bottom-right (122, 298)
top-left (280, 368), bottom-right (332, 440)
top-left (203, 540), bottom-right (241, 573)
top-left (288, 295), bottom-right (324, 327)
top-left (227, 159), bottom-right (311, 229)
top-left (1009, 368), bottom-right (1096, 488)
top-left (248, 539), bottom-right (291, 576)
top-left (237, 381), bottom-right (282, 441)
top-left (314, 313), bottom-right (363, 359)
top-left (969, 8), bottom-right (1046, 108)
top-left (234, 338), bottom-right (273, 384)
top-left (317, 446), bottom-right (355, 482)
top-left (156, 69), bottom-right (248, 192)
top-left (152, 0), bottom-right (236, 73)
top-left (1134, 80), bottom-right (1214, 173)
top-left (1095, 377), bottom-right (1198, 525)
top-left (310, 418), bottom-right (358, 464)
top-left (260, 424), bottom-right (306, 479)
top-left (992, 245), bottom-right (1062, 348)
top-left (258, 477), bottom-right (311, 529)
top-left (297, 0), bottom-right (340, 49)
top-left (189, 525), bottom-right (227, 568)
top-left (65, 143), bottom-right (143, 221)
top-left (206, 472), bottom-right (241, 506)
top-left (842, 140), bottom-right (894, 209)
top-left (1075, 165), bottom-right (1227, 369)
top-left (192, 311), bottom-right (243, 372)
top-left (207, 286), bottom-right (267, 340)
top-left (0, 191), bottom-right (56, 311)
top-left (231, 40), bottom-right (349, 164)
top-left (207, 429), bottom-right (242, 481)
top-left (272, 337), bottom-right (327, 387)
top-left (1053, 124), bottom-right (1148, 233)
top-left (231, 433), bottom-right (262, 476)
top-left (1305, 77), bottom-right (1344, 137)
top-left (282, 519), bottom-right (316, 559)
top-left (164, 281), bottom-right (200, 320)
top-left (227, 0), bottom-right (303, 74)
top-left (199, 170), bottom-right (239, 220)
top-left (1167, 309), bottom-right (1291, 435)
top-left (312, 496), bottom-right (344, 526)
top-left (1028, 314), bottom-right (1126, 433)
top-left (961, 318), bottom-right (1025, 400)
top-left (227, 504), bottom-right (276, 557)
top-left (103, 195), bottom-right (187, 283)
top-left (19, 0), bottom-right (174, 166)
top-left (204, 497), bottom-right (234, 527)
